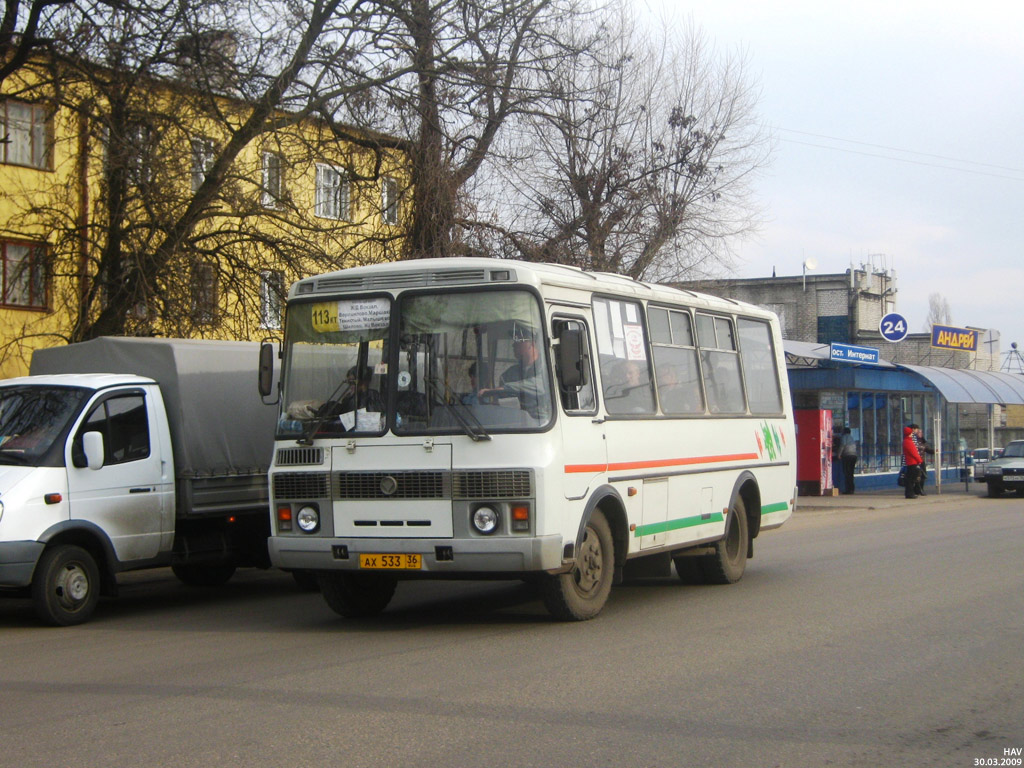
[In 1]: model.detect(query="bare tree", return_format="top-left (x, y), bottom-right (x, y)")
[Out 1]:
top-left (925, 292), bottom-right (952, 330)
top-left (479, 5), bottom-right (770, 280)
top-left (3, 0), bottom-right (412, 352)
top-left (355, 0), bottom-right (570, 258)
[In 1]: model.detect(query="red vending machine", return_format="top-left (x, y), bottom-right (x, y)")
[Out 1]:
top-left (795, 409), bottom-right (834, 495)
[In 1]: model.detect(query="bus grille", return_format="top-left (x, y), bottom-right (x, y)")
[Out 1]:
top-left (273, 469), bottom-right (532, 501)
top-left (335, 471), bottom-right (448, 499)
top-left (276, 447), bottom-right (324, 466)
top-left (274, 472), bottom-right (330, 499)
top-left (452, 470), bottom-right (532, 499)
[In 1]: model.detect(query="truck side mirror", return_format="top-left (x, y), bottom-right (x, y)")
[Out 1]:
top-left (556, 327), bottom-right (585, 389)
top-left (82, 431), bottom-right (105, 470)
top-left (258, 342), bottom-right (276, 398)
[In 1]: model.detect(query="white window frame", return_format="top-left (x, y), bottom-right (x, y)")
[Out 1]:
top-left (315, 163), bottom-right (350, 221)
top-left (261, 151), bottom-right (284, 208)
top-left (259, 270), bottom-right (285, 329)
top-left (191, 137), bottom-right (215, 193)
top-left (382, 176), bottom-right (399, 225)
top-left (1, 99), bottom-right (50, 169)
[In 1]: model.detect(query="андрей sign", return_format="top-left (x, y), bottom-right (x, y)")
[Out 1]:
top-left (930, 324), bottom-right (979, 352)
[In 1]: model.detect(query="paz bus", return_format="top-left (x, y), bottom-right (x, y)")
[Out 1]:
top-left (260, 258), bottom-right (796, 621)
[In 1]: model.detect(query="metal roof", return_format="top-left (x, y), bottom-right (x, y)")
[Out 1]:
top-left (783, 340), bottom-right (1024, 405)
top-left (896, 364), bottom-right (1024, 405)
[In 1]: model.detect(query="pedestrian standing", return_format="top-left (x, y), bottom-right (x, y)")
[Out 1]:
top-left (902, 425), bottom-right (923, 499)
top-left (839, 427), bottom-right (858, 494)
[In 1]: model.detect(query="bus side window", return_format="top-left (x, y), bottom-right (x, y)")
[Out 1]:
top-left (552, 318), bottom-right (596, 414)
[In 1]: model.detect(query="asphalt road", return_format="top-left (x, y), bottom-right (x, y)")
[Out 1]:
top-left (1, 495), bottom-right (1022, 768)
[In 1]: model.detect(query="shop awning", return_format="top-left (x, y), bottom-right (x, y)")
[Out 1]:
top-left (896, 364), bottom-right (1024, 405)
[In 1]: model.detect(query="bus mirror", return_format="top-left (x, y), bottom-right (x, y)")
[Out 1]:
top-left (258, 342), bottom-right (276, 398)
top-left (556, 327), bottom-right (585, 389)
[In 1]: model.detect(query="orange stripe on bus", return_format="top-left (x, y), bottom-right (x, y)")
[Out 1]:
top-left (565, 452), bottom-right (759, 474)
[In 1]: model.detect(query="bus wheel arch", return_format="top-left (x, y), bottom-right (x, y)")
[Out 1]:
top-left (577, 486), bottom-right (628, 576)
top-left (730, 472), bottom-right (762, 543)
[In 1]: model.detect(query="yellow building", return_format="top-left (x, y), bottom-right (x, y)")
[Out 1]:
top-left (1, 57), bottom-right (410, 377)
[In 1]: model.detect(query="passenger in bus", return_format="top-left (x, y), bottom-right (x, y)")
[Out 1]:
top-left (657, 363), bottom-right (701, 414)
top-left (461, 362), bottom-right (489, 405)
top-left (477, 325), bottom-right (547, 419)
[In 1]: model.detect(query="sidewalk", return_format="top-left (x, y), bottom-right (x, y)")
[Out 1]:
top-left (795, 480), bottom-right (987, 512)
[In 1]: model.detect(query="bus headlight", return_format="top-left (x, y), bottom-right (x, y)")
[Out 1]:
top-left (471, 506), bottom-right (499, 535)
top-left (296, 505), bottom-right (320, 533)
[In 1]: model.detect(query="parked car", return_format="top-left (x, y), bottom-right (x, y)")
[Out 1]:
top-left (970, 447), bottom-right (1003, 480)
top-left (982, 441), bottom-right (1024, 497)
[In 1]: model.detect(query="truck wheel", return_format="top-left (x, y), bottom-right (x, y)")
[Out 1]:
top-left (171, 563), bottom-right (236, 587)
top-left (987, 481), bottom-right (1004, 498)
top-left (31, 545), bottom-right (101, 626)
top-left (540, 509), bottom-right (614, 621)
top-left (319, 572), bottom-right (397, 618)
top-left (700, 496), bottom-right (749, 585)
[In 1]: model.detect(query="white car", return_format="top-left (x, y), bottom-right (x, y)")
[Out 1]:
top-left (982, 441), bottom-right (1024, 497)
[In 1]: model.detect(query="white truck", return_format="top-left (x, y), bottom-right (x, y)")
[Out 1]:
top-left (0, 337), bottom-right (276, 625)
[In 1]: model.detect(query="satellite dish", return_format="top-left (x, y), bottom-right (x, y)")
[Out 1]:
top-left (803, 257), bottom-right (818, 271)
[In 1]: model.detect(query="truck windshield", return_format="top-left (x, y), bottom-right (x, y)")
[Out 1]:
top-left (0, 386), bottom-right (89, 464)
top-left (278, 289), bottom-right (552, 439)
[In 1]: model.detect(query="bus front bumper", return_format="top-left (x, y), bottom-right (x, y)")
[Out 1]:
top-left (269, 533), bottom-right (566, 575)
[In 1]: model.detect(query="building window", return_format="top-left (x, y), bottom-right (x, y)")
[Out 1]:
top-left (382, 176), bottom-right (399, 225)
top-left (190, 262), bottom-right (218, 325)
top-left (315, 163), bottom-right (350, 220)
top-left (1, 99), bottom-right (50, 169)
top-left (1, 241), bottom-right (47, 309)
top-left (259, 270), bottom-right (284, 329)
top-left (261, 151), bottom-right (284, 208)
top-left (191, 137), bottom-right (215, 192)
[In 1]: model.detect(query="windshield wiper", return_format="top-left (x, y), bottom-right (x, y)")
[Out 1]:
top-left (297, 377), bottom-right (355, 446)
top-left (426, 375), bottom-right (491, 442)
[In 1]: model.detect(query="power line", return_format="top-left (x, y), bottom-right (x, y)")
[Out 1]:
top-left (778, 127), bottom-right (1024, 175)
top-left (779, 137), bottom-right (1024, 182)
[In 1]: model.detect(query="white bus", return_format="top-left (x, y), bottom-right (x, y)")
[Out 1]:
top-left (261, 258), bottom-right (796, 620)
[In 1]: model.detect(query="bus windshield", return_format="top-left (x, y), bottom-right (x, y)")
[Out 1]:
top-left (279, 289), bottom-right (553, 439)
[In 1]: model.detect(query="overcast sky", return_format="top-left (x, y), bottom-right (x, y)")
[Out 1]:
top-left (637, 0), bottom-right (1024, 367)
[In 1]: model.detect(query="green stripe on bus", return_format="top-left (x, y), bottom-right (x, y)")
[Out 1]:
top-left (634, 512), bottom-right (724, 538)
top-left (760, 501), bottom-right (789, 515)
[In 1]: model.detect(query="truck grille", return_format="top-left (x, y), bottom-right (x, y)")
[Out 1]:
top-left (273, 469), bottom-right (532, 501)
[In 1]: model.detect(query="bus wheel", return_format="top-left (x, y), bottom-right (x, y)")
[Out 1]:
top-left (541, 509), bottom-right (614, 621)
top-left (319, 572), bottom-right (397, 618)
top-left (702, 496), bottom-right (749, 585)
top-left (32, 545), bottom-right (101, 626)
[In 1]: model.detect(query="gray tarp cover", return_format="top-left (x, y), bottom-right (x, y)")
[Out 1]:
top-left (30, 337), bottom-right (276, 477)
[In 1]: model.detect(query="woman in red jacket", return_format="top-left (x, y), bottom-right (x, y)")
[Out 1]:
top-left (902, 425), bottom-right (923, 499)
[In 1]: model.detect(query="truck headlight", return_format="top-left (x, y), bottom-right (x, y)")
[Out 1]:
top-left (471, 506), bottom-right (499, 535)
top-left (296, 505), bottom-right (320, 533)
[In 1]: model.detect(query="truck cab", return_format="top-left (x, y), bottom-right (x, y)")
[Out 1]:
top-left (0, 374), bottom-right (174, 624)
